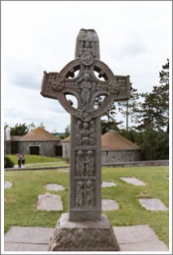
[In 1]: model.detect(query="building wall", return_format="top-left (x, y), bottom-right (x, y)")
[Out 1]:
top-left (18, 141), bottom-right (60, 157)
top-left (62, 142), bottom-right (70, 159)
top-left (4, 142), bottom-right (11, 155)
top-left (102, 150), bottom-right (141, 163)
top-left (62, 142), bottom-right (141, 163)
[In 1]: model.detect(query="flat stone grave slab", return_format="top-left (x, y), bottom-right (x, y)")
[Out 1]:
top-left (120, 177), bottom-right (146, 186)
top-left (102, 199), bottom-right (119, 210)
top-left (102, 181), bottom-right (116, 188)
top-left (45, 183), bottom-right (65, 191)
top-left (139, 198), bottom-right (168, 211)
top-left (4, 181), bottom-right (13, 189)
top-left (113, 224), bottom-right (168, 251)
top-left (4, 226), bottom-right (53, 251)
top-left (37, 193), bottom-right (63, 211)
top-left (4, 224), bottom-right (168, 252)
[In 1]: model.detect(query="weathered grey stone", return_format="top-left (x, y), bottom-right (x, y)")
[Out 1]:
top-left (102, 199), bottom-right (119, 210)
top-left (4, 181), bottom-right (13, 189)
top-left (4, 226), bottom-right (54, 251)
top-left (120, 177), bottom-right (146, 186)
top-left (37, 193), bottom-right (63, 211)
top-left (48, 213), bottom-right (119, 251)
top-left (4, 226), bottom-right (53, 243)
top-left (102, 181), bottom-right (116, 187)
top-left (119, 241), bottom-right (168, 251)
top-left (41, 28), bottom-right (130, 251)
top-left (138, 198), bottom-right (168, 211)
top-left (45, 184), bottom-right (65, 191)
top-left (41, 29), bottom-right (130, 223)
top-left (113, 224), bottom-right (160, 243)
top-left (113, 224), bottom-right (168, 251)
top-left (4, 224), bottom-right (168, 252)
top-left (4, 243), bottom-right (49, 252)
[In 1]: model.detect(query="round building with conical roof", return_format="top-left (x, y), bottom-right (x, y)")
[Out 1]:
top-left (18, 127), bottom-right (62, 157)
top-left (101, 130), bottom-right (141, 163)
top-left (61, 130), bottom-right (141, 163)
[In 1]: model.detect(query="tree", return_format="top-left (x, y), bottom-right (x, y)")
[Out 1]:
top-left (94, 95), bottom-right (123, 133)
top-left (118, 60), bottom-right (169, 160)
top-left (10, 123), bottom-right (29, 136)
top-left (28, 122), bottom-right (36, 131)
top-left (37, 122), bottom-right (46, 130)
top-left (64, 125), bottom-right (70, 138)
top-left (4, 122), bottom-right (9, 129)
top-left (101, 119), bottom-right (122, 134)
top-left (118, 83), bottom-right (140, 130)
top-left (134, 59), bottom-right (169, 132)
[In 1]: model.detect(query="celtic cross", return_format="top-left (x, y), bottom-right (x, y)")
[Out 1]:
top-left (41, 29), bottom-right (130, 222)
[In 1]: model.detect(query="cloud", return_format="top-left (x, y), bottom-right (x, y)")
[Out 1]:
top-left (2, 1), bottom-right (171, 133)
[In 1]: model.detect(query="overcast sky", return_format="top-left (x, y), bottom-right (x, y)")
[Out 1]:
top-left (2, 1), bottom-right (172, 133)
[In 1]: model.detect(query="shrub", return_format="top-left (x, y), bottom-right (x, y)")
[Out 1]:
top-left (4, 156), bottom-right (14, 168)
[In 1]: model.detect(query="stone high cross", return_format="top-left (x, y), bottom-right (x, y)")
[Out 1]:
top-left (41, 29), bottom-right (130, 222)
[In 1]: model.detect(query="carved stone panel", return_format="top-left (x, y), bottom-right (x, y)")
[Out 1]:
top-left (69, 115), bottom-right (101, 221)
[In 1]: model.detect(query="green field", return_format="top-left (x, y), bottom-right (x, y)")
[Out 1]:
top-left (4, 164), bottom-right (169, 246)
top-left (5, 154), bottom-right (67, 165)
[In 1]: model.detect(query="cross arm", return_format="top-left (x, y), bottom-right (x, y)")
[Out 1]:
top-left (41, 71), bottom-right (60, 100)
top-left (113, 75), bottom-right (130, 101)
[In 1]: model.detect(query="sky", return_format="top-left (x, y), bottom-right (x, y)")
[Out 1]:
top-left (2, 1), bottom-right (172, 133)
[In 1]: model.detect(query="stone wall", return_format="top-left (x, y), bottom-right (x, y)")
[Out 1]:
top-left (102, 150), bottom-right (141, 163)
top-left (4, 141), bottom-right (11, 155)
top-left (18, 141), bottom-right (60, 157)
top-left (62, 145), bottom-right (141, 163)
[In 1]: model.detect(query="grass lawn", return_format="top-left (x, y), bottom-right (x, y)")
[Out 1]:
top-left (4, 165), bottom-right (169, 246)
top-left (5, 155), bottom-right (68, 167)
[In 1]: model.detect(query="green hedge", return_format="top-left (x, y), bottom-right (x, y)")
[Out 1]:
top-left (4, 156), bottom-right (14, 168)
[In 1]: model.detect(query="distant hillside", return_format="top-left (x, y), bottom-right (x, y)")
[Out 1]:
top-left (52, 132), bottom-right (65, 137)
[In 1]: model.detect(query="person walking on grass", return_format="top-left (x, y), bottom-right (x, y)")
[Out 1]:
top-left (17, 153), bottom-right (22, 168)
top-left (21, 154), bottom-right (25, 168)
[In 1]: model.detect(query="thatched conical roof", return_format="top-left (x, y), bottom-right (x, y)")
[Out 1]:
top-left (101, 130), bottom-right (140, 150)
top-left (20, 127), bottom-right (60, 141)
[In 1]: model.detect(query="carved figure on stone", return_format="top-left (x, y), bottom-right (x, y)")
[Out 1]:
top-left (76, 151), bottom-right (85, 176)
top-left (119, 79), bottom-right (126, 94)
top-left (89, 120), bottom-right (95, 145)
top-left (80, 122), bottom-right (91, 146)
top-left (84, 41), bottom-right (91, 54)
top-left (85, 151), bottom-right (94, 176)
top-left (76, 181), bottom-right (84, 207)
top-left (86, 180), bottom-right (95, 207)
top-left (80, 73), bottom-right (92, 105)
top-left (76, 120), bottom-right (82, 146)
top-left (79, 41), bottom-right (84, 57)
top-left (91, 42), bottom-right (96, 57)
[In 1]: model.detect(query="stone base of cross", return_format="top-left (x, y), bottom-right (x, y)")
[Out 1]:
top-left (48, 213), bottom-right (119, 251)
top-left (41, 29), bottom-right (130, 251)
